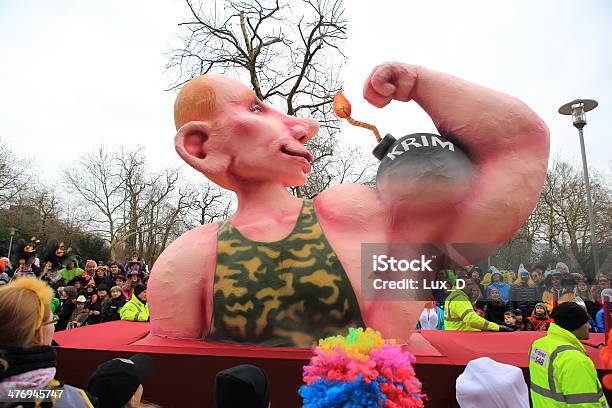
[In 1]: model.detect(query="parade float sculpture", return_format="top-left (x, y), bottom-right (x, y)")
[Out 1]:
top-left (147, 62), bottom-right (549, 347)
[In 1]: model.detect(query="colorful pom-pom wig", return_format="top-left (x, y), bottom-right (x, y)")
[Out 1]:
top-left (299, 327), bottom-right (425, 407)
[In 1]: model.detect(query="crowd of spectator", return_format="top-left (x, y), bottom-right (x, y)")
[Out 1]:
top-left (422, 262), bottom-right (609, 332)
top-left (0, 275), bottom-right (271, 407)
top-left (0, 254), bottom-right (150, 332)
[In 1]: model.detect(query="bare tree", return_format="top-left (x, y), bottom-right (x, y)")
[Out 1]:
top-left (63, 145), bottom-right (234, 264)
top-left (0, 137), bottom-right (32, 208)
top-left (62, 146), bottom-right (127, 258)
top-left (167, 0), bottom-right (372, 197)
top-left (491, 158), bottom-right (612, 276)
top-left (187, 183), bottom-right (233, 226)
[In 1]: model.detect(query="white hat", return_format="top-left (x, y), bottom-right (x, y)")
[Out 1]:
top-left (76, 295), bottom-right (87, 303)
top-left (456, 357), bottom-right (529, 408)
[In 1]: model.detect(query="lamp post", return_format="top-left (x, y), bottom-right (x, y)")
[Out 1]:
top-left (7, 227), bottom-right (16, 259)
top-left (558, 99), bottom-right (599, 275)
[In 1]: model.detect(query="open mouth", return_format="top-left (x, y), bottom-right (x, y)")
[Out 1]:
top-left (280, 145), bottom-right (314, 163)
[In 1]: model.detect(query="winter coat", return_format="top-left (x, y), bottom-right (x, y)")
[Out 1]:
top-left (0, 346), bottom-right (96, 407)
top-left (55, 299), bottom-right (76, 332)
top-left (416, 306), bottom-right (445, 330)
top-left (86, 297), bottom-right (109, 325)
top-left (510, 284), bottom-right (538, 317)
top-left (596, 308), bottom-right (606, 333)
top-left (524, 315), bottom-right (554, 331)
top-left (542, 286), bottom-right (576, 312)
top-left (120, 294), bottom-right (149, 322)
top-left (68, 307), bottom-right (89, 326)
top-left (93, 274), bottom-right (114, 288)
top-left (59, 266), bottom-right (84, 283)
top-left (485, 282), bottom-right (511, 304)
top-left (484, 300), bottom-right (508, 324)
top-left (42, 273), bottom-right (66, 292)
top-left (100, 296), bottom-right (126, 323)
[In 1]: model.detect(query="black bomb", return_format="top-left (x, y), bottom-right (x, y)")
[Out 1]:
top-left (373, 133), bottom-right (473, 210)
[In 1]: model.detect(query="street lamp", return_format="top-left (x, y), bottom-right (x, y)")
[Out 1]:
top-left (7, 227), bottom-right (16, 259)
top-left (558, 99), bottom-right (599, 275)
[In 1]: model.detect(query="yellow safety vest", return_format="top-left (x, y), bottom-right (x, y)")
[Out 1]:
top-left (120, 294), bottom-right (149, 322)
top-left (529, 323), bottom-right (608, 407)
top-left (444, 289), bottom-right (499, 331)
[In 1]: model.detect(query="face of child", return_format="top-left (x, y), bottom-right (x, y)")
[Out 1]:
top-left (76, 302), bottom-right (85, 310)
top-left (74, 282), bottom-right (82, 290)
top-left (110, 265), bottom-right (119, 274)
top-left (490, 288), bottom-right (500, 300)
top-left (504, 314), bottom-right (516, 325)
top-left (111, 290), bottom-right (121, 299)
top-left (577, 281), bottom-right (587, 292)
top-left (131, 275), bottom-right (139, 282)
top-left (535, 305), bottom-right (545, 316)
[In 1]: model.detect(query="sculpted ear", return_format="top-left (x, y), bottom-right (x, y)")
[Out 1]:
top-left (175, 121), bottom-right (209, 168)
top-left (175, 121), bottom-right (232, 188)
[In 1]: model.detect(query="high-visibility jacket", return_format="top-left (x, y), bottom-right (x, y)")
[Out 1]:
top-left (528, 323), bottom-right (608, 407)
top-left (444, 289), bottom-right (500, 331)
top-left (120, 294), bottom-right (149, 322)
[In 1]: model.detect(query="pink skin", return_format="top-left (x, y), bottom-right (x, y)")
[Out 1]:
top-left (148, 62), bottom-right (549, 343)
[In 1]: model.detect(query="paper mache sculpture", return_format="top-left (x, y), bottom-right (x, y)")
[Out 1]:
top-left (147, 62), bottom-right (549, 347)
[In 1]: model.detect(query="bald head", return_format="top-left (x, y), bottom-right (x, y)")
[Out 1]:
top-left (174, 74), bottom-right (252, 130)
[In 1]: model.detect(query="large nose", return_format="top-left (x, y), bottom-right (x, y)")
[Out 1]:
top-left (288, 116), bottom-right (319, 144)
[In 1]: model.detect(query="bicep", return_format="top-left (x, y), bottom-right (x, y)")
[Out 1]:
top-left (449, 151), bottom-right (548, 243)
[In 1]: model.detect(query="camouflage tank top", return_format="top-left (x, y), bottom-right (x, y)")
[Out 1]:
top-left (206, 199), bottom-right (364, 347)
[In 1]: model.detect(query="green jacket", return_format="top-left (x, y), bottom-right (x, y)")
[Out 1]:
top-left (59, 267), bottom-right (84, 283)
top-left (120, 294), bottom-right (149, 322)
top-left (529, 323), bottom-right (607, 407)
top-left (50, 297), bottom-right (60, 314)
top-left (444, 288), bottom-right (500, 331)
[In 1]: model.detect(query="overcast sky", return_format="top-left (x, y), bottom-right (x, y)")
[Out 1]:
top-left (1, 0), bottom-right (611, 187)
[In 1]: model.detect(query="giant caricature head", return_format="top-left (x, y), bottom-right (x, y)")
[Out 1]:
top-left (174, 74), bottom-right (319, 191)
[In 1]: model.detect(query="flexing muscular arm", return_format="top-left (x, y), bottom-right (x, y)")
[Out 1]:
top-left (363, 62), bottom-right (549, 243)
top-left (317, 63), bottom-right (548, 341)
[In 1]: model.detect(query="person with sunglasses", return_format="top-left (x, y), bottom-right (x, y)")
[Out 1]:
top-left (0, 277), bottom-right (96, 407)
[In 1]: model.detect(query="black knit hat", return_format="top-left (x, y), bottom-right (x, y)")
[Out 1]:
top-left (551, 302), bottom-right (590, 332)
top-left (133, 284), bottom-right (147, 298)
top-left (215, 365), bottom-right (270, 408)
top-left (87, 354), bottom-right (154, 408)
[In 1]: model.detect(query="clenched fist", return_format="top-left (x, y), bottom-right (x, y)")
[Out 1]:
top-left (363, 62), bottom-right (419, 108)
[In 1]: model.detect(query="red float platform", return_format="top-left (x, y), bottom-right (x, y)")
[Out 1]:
top-left (53, 322), bottom-right (611, 407)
